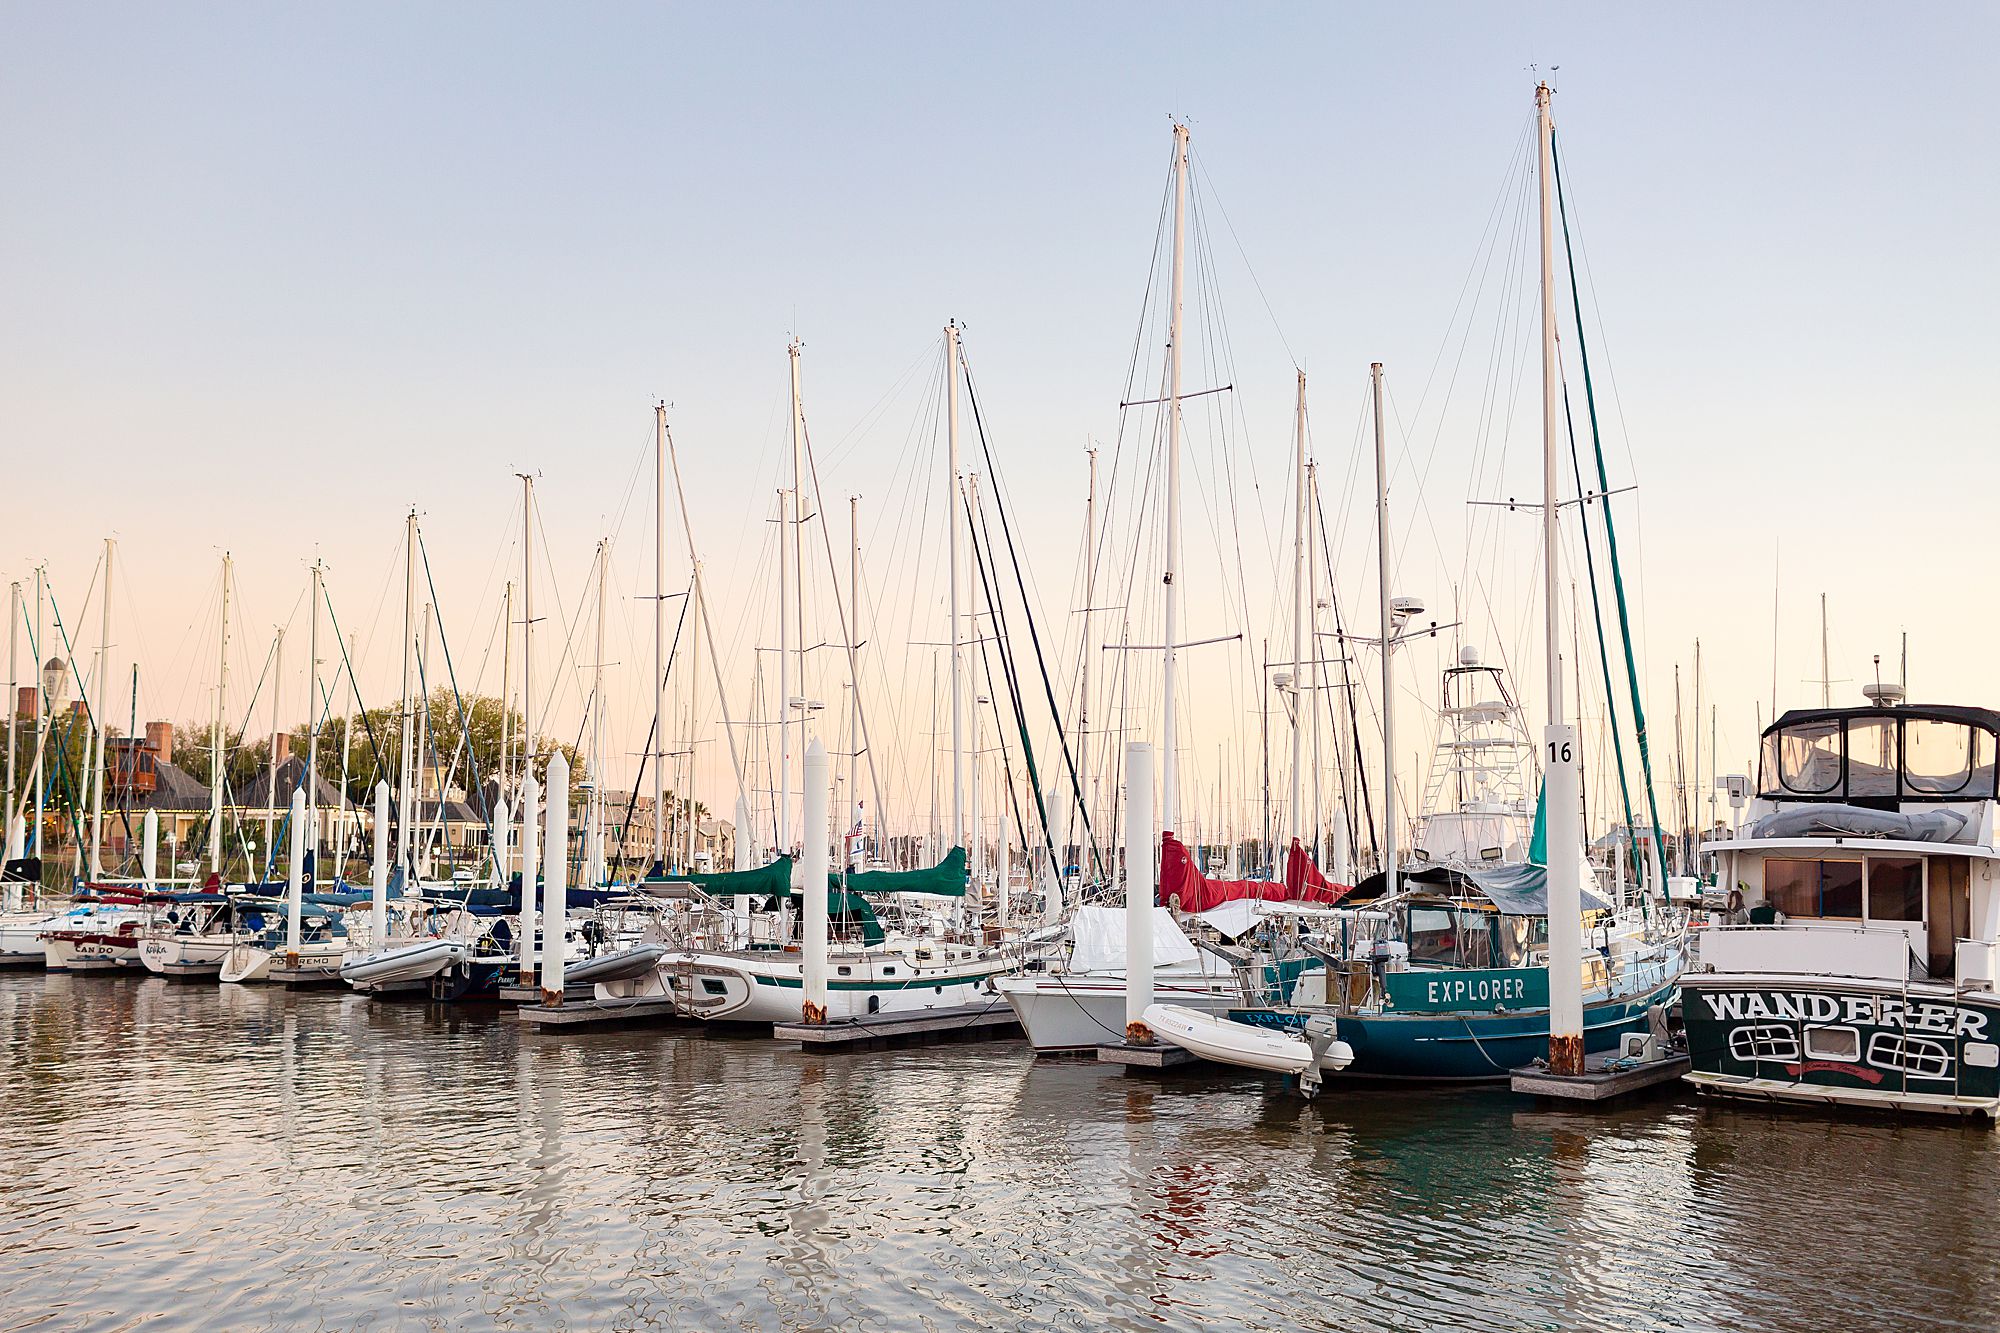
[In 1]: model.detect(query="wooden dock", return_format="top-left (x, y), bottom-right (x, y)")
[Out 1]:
top-left (1096, 1040), bottom-right (1198, 1069)
top-left (498, 981), bottom-right (597, 1005)
top-left (515, 995), bottom-right (688, 1029)
top-left (1510, 1051), bottom-right (1691, 1103)
top-left (772, 1002), bottom-right (1020, 1050)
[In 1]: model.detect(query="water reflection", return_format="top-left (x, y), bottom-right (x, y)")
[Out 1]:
top-left (2, 973), bottom-right (1999, 1331)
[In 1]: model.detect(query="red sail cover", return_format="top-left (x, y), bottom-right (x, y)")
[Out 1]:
top-left (1158, 833), bottom-right (1351, 911)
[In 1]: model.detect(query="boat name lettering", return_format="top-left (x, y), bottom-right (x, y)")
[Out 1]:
top-left (1425, 975), bottom-right (1528, 1006)
top-left (1698, 990), bottom-right (1989, 1037)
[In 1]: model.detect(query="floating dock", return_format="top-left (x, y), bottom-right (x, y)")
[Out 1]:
top-left (772, 1003), bottom-right (1020, 1050)
top-left (1095, 1040), bottom-right (1198, 1069)
top-left (515, 995), bottom-right (687, 1029)
top-left (267, 967), bottom-right (344, 989)
top-left (498, 981), bottom-right (597, 1006)
top-left (1510, 1051), bottom-right (1691, 1103)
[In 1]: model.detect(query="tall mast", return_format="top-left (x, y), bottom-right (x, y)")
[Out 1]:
top-left (306, 559), bottom-right (322, 873)
top-left (210, 555), bottom-right (230, 875)
top-left (1537, 79), bottom-right (1585, 1076)
top-left (1371, 364), bottom-right (1394, 899)
top-left (1820, 592), bottom-right (1830, 707)
top-left (946, 321), bottom-right (966, 852)
top-left (519, 479), bottom-right (536, 790)
top-left (1160, 120), bottom-right (1189, 838)
top-left (5, 580), bottom-right (18, 857)
top-left (1308, 458), bottom-right (1323, 863)
top-left (782, 342), bottom-right (804, 854)
top-left (499, 580), bottom-right (514, 801)
top-left (264, 626), bottom-right (283, 880)
top-left (397, 508), bottom-right (418, 879)
top-left (590, 537), bottom-right (609, 886)
top-left (88, 537), bottom-right (113, 881)
top-left (1290, 371), bottom-right (1307, 852)
top-left (654, 403), bottom-right (670, 873)
top-left (848, 494), bottom-right (862, 859)
top-left (1080, 446), bottom-right (1097, 879)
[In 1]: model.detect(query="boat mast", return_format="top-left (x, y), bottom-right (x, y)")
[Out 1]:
top-left (1820, 592), bottom-right (1830, 707)
top-left (1080, 446), bottom-right (1097, 882)
top-left (499, 579), bottom-right (514, 804)
top-left (1371, 363), bottom-right (1395, 900)
top-left (264, 626), bottom-right (283, 880)
top-left (1160, 121), bottom-right (1189, 840)
top-left (88, 536), bottom-right (113, 882)
top-left (1290, 371), bottom-right (1307, 857)
top-left (1308, 458), bottom-right (1324, 864)
top-left (5, 580), bottom-right (17, 862)
top-left (1537, 79), bottom-right (1586, 1076)
top-left (306, 558), bottom-right (322, 876)
top-left (397, 507), bottom-right (418, 881)
top-left (210, 554), bottom-right (230, 876)
top-left (946, 321), bottom-right (967, 854)
top-left (847, 494), bottom-right (861, 863)
top-left (654, 403), bottom-right (669, 875)
top-left (782, 343), bottom-right (805, 855)
top-left (590, 537), bottom-right (609, 886)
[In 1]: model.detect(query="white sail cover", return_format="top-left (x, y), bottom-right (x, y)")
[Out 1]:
top-left (1068, 905), bottom-right (1201, 973)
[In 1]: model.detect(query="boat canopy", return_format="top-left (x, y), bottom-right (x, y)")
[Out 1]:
top-left (1751, 803), bottom-right (1971, 844)
top-left (1069, 905), bottom-right (1201, 972)
top-left (669, 857), bottom-right (794, 898)
top-left (1460, 862), bottom-right (1612, 916)
top-left (1760, 705), bottom-right (2000, 804)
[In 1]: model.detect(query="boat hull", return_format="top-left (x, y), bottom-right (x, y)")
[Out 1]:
top-left (997, 974), bottom-right (1241, 1052)
top-left (341, 938), bottom-right (471, 992)
top-left (1681, 973), bottom-right (2000, 1118)
top-left (666, 950), bottom-right (1015, 1025)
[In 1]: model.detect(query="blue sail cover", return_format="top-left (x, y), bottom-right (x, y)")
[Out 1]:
top-left (1465, 862), bottom-right (1612, 916)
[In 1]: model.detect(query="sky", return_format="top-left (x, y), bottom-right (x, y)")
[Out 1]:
top-left (2, 4), bottom-right (1996, 848)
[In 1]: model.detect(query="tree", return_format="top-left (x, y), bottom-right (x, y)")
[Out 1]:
top-left (286, 691), bottom-right (582, 806)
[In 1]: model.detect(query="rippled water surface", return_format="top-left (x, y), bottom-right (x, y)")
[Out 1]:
top-left (2, 972), bottom-right (1996, 1331)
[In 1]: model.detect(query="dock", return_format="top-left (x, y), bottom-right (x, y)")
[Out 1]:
top-left (1510, 1051), bottom-right (1691, 1103)
top-left (498, 981), bottom-right (597, 1006)
top-left (267, 967), bottom-right (344, 989)
top-left (1095, 1040), bottom-right (1198, 1069)
top-left (515, 995), bottom-right (688, 1029)
top-left (772, 1003), bottom-right (1020, 1050)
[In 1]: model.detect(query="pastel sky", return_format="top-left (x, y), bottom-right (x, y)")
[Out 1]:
top-left (2, 4), bottom-right (1994, 847)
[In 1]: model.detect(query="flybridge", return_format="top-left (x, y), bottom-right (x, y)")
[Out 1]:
top-left (1759, 704), bottom-right (2000, 805)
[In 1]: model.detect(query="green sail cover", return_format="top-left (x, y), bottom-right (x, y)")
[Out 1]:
top-left (1528, 782), bottom-right (1548, 868)
top-left (836, 846), bottom-right (969, 898)
top-left (673, 856), bottom-right (794, 897)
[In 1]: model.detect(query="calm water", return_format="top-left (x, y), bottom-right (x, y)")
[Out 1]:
top-left (0, 973), bottom-right (1994, 1332)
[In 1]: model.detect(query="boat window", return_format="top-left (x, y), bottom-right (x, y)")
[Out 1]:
top-left (1456, 911), bottom-right (1496, 969)
top-left (1846, 718), bottom-right (1898, 797)
top-left (1866, 857), bottom-right (1924, 922)
top-left (700, 978), bottom-right (727, 996)
top-left (1904, 720), bottom-right (1978, 796)
top-left (1764, 857), bottom-right (1862, 919)
top-left (1405, 907), bottom-right (1459, 964)
top-left (1771, 721), bottom-right (1841, 795)
top-left (1804, 1026), bottom-right (1861, 1061)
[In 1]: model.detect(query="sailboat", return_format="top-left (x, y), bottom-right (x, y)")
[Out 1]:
top-left (1147, 84), bottom-right (1686, 1091)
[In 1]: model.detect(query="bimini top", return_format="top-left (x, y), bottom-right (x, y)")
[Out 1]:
top-left (1760, 705), bottom-right (2000, 805)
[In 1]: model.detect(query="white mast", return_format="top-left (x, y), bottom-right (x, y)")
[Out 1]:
top-left (782, 343), bottom-right (805, 855)
top-left (1160, 121), bottom-right (1189, 840)
top-left (264, 627), bottom-right (283, 881)
top-left (5, 580), bottom-right (18, 864)
top-left (1537, 80), bottom-right (1585, 1076)
top-left (589, 537), bottom-right (609, 887)
top-left (654, 403), bottom-right (670, 874)
top-left (1290, 371), bottom-right (1307, 854)
top-left (968, 470), bottom-right (985, 888)
top-left (848, 494), bottom-right (862, 863)
top-left (516, 479), bottom-right (538, 978)
top-left (1371, 363), bottom-right (1395, 901)
top-left (946, 321), bottom-right (967, 853)
top-left (396, 509), bottom-right (418, 882)
top-left (499, 579), bottom-right (514, 804)
top-left (1079, 446), bottom-right (1097, 882)
top-left (88, 537), bottom-right (113, 881)
top-left (210, 555), bottom-right (231, 876)
top-left (1308, 458), bottom-right (1324, 864)
top-left (306, 559), bottom-right (322, 876)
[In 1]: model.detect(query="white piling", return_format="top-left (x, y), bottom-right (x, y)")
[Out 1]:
top-left (801, 739), bottom-right (829, 1023)
top-left (1124, 742), bottom-right (1155, 1039)
top-left (286, 787), bottom-right (306, 963)
top-left (540, 754), bottom-right (568, 1006)
top-left (1545, 723), bottom-right (1584, 1072)
top-left (141, 809), bottom-right (159, 891)
top-left (518, 775), bottom-right (539, 986)
top-left (733, 794), bottom-right (752, 946)
top-left (367, 781), bottom-right (389, 946)
top-left (493, 797), bottom-right (511, 893)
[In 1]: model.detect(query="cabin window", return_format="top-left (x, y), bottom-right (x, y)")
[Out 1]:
top-left (1772, 721), bottom-right (1841, 795)
top-left (1764, 857), bottom-right (1863, 919)
top-left (1845, 718), bottom-right (1898, 798)
top-left (1866, 857), bottom-right (1925, 922)
top-left (1804, 1026), bottom-right (1861, 1061)
top-left (1405, 907), bottom-right (1459, 964)
top-left (1904, 721), bottom-right (1978, 796)
top-left (700, 979), bottom-right (727, 996)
